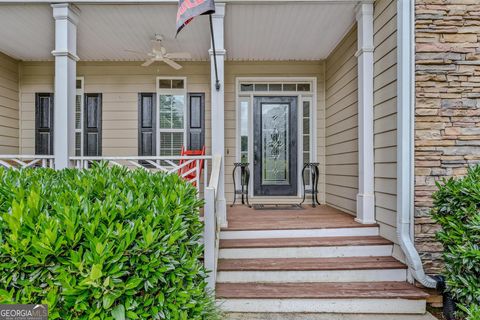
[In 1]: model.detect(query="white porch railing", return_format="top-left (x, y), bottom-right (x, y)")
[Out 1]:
top-left (203, 154), bottom-right (222, 291)
top-left (0, 155), bottom-right (55, 169)
top-left (70, 156), bottom-right (211, 193)
top-left (0, 153), bottom-right (222, 293)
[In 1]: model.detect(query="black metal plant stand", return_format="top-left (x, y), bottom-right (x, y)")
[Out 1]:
top-left (231, 162), bottom-right (251, 207)
top-left (300, 162), bottom-right (321, 207)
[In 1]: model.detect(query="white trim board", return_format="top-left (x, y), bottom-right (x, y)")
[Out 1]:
top-left (217, 298), bottom-right (426, 314)
top-left (216, 269), bottom-right (407, 283)
top-left (219, 244), bottom-right (393, 259)
top-left (220, 227), bottom-right (379, 239)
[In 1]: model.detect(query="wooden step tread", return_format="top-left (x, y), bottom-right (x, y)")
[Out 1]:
top-left (224, 205), bottom-right (377, 231)
top-left (217, 256), bottom-right (406, 271)
top-left (220, 236), bottom-right (391, 249)
top-left (216, 282), bottom-right (429, 300)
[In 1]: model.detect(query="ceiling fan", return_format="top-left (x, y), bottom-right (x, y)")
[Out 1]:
top-left (126, 34), bottom-right (191, 70)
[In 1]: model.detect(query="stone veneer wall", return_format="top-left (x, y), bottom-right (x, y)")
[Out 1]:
top-left (415, 0), bottom-right (480, 274)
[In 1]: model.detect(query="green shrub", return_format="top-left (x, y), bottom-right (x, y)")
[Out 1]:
top-left (0, 163), bottom-right (220, 320)
top-left (459, 304), bottom-right (480, 320)
top-left (431, 165), bottom-right (480, 319)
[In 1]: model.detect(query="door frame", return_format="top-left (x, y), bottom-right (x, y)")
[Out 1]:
top-left (235, 77), bottom-right (317, 198)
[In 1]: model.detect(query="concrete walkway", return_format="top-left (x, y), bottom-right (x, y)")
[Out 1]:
top-left (225, 313), bottom-right (438, 320)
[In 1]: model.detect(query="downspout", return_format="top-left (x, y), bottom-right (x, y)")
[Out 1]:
top-left (397, 0), bottom-right (437, 288)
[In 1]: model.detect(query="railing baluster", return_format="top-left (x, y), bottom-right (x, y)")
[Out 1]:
top-left (204, 159), bottom-right (208, 195)
top-left (195, 160), bottom-right (200, 196)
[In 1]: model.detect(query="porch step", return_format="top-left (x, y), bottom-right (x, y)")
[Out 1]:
top-left (220, 226), bottom-right (379, 239)
top-left (217, 256), bottom-right (407, 283)
top-left (219, 236), bottom-right (393, 258)
top-left (216, 282), bottom-right (428, 314)
top-left (225, 313), bottom-right (438, 320)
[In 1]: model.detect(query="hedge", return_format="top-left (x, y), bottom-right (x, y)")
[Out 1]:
top-left (0, 163), bottom-right (220, 320)
top-left (431, 165), bottom-right (480, 320)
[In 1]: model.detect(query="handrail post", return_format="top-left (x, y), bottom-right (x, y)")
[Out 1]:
top-left (204, 186), bottom-right (216, 292)
top-left (204, 159), bottom-right (209, 194)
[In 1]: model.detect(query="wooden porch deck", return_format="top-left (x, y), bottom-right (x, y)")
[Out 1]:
top-left (225, 204), bottom-right (376, 231)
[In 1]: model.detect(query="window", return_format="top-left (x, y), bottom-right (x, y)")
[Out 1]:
top-left (157, 78), bottom-right (187, 157)
top-left (302, 98), bottom-right (313, 185)
top-left (239, 97), bottom-right (249, 163)
top-left (239, 82), bottom-right (312, 93)
top-left (75, 77), bottom-right (84, 156)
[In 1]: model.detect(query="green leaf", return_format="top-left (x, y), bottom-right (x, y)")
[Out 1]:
top-left (126, 311), bottom-right (139, 319)
top-left (102, 293), bottom-right (116, 309)
top-left (111, 304), bottom-right (125, 320)
top-left (96, 242), bottom-right (104, 255)
top-left (24, 255), bottom-right (40, 265)
top-left (125, 277), bottom-right (142, 290)
top-left (90, 263), bottom-right (103, 280)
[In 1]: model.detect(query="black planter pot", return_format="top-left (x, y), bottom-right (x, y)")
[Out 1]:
top-left (433, 275), bottom-right (457, 320)
top-left (443, 292), bottom-right (456, 320)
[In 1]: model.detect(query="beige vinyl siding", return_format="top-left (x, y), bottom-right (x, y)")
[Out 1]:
top-left (324, 27), bottom-right (358, 215)
top-left (19, 62), bottom-right (54, 154)
top-left (0, 52), bottom-right (19, 154)
top-left (19, 61), bottom-right (211, 156)
top-left (223, 61), bottom-right (325, 203)
top-left (373, 0), bottom-right (398, 243)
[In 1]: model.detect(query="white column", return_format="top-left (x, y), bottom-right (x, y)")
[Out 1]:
top-left (52, 4), bottom-right (80, 169)
top-left (355, 1), bottom-right (375, 224)
top-left (209, 3), bottom-right (227, 227)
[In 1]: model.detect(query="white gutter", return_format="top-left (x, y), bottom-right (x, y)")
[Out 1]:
top-left (397, 0), bottom-right (437, 288)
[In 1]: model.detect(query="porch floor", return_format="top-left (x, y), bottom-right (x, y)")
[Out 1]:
top-left (224, 204), bottom-right (376, 231)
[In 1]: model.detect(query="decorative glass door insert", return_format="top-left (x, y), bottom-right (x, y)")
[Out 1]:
top-left (254, 96), bottom-right (297, 196)
top-left (261, 103), bottom-right (289, 185)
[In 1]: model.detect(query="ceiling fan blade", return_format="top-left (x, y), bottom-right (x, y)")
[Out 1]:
top-left (141, 59), bottom-right (156, 67)
top-left (163, 58), bottom-right (182, 70)
top-left (125, 49), bottom-right (148, 56)
top-left (165, 52), bottom-right (192, 60)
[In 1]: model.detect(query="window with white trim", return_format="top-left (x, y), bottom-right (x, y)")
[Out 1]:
top-left (157, 77), bottom-right (187, 156)
top-left (75, 77), bottom-right (84, 156)
top-left (302, 97), bottom-right (313, 185)
top-left (239, 96), bottom-right (249, 163)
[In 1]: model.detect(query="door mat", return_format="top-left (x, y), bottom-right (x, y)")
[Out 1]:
top-left (252, 204), bottom-right (304, 210)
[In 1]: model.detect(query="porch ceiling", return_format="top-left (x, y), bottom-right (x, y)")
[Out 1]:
top-left (0, 3), bottom-right (356, 62)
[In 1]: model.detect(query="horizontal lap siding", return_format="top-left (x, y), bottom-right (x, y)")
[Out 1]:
top-left (0, 52), bottom-right (19, 154)
top-left (20, 62), bottom-right (54, 154)
top-left (374, 0), bottom-right (398, 243)
top-left (19, 61), bottom-right (211, 156)
top-left (224, 61), bottom-right (325, 203)
top-left (325, 27), bottom-right (358, 215)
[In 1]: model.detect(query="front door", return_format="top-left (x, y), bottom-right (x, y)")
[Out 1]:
top-left (253, 96), bottom-right (297, 196)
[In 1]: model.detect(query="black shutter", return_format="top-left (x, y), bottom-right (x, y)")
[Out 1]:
top-left (138, 93), bottom-right (156, 156)
top-left (84, 93), bottom-right (102, 156)
top-left (35, 93), bottom-right (54, 155)
top-left (187, 93), bottom-right (205, 150)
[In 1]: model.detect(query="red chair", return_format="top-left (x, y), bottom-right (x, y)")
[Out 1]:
top-left (178, 146), bottom-right (205, 186)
